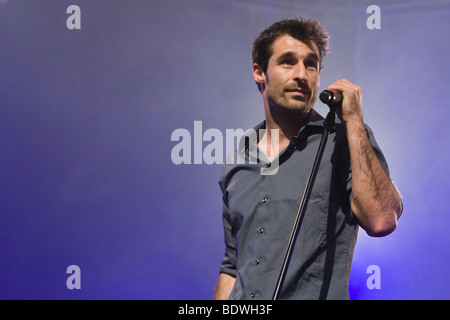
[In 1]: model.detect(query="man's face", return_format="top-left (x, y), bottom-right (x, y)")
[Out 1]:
top-left (256, 35), bottom-right (321, 114)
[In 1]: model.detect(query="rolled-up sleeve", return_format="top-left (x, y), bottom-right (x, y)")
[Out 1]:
top-left (219, 189), bottom-right (237, 277)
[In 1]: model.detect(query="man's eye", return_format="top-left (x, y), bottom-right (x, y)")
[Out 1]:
top-left (305, 61), bottom-right (318, 70)
top-left (280, 57), bottom-right (298, 66)
top-left (281, 59), bottom-right (294, 66)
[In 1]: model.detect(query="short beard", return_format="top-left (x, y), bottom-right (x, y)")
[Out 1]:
top-left (267, 89), bottom-right (317, 116)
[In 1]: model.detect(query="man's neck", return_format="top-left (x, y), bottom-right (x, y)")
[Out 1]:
top-left (258, 106), bottom-right (311, 162)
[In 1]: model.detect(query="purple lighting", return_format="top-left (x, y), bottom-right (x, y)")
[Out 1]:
top-left (0, 0), bottom-right (449, 300)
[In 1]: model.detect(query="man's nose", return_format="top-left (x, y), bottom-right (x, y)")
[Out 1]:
top-left (293, 63), bottom-right (307, 82)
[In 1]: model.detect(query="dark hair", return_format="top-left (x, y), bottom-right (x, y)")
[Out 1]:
top-left (252, 18), bottom-right (329, 91)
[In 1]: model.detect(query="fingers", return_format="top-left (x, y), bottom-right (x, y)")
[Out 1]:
top-left (326, 78), bottom-right (361, 97)
top-left (325, 78), bottom-right (363, 123)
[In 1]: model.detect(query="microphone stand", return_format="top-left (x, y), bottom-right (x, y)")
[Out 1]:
top-left (272, 101), bottom-right (337, 300)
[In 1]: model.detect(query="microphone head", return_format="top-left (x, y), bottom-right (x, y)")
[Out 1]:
top-left (319, 90), bottom-right (334, 104)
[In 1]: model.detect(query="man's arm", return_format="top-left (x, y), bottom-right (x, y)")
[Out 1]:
top-left (328, 79), bottom-right (403, 237)
top-left (213, 273), bottom-right (236, 300)
top-left (346, 119), bottom-right (402, 236)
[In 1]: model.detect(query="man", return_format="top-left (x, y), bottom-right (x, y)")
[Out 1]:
top-left (213, 19), bottom-right (403, 300)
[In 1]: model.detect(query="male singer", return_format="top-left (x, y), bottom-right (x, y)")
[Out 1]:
top-left (213, 18), bottom-right (403, 300)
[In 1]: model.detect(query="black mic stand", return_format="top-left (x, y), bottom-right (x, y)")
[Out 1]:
top-left (272, 96), bottom-right (338, 300)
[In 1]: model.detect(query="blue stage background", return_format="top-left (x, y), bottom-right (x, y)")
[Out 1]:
top-left (1, 0), bottom-right (449, 299)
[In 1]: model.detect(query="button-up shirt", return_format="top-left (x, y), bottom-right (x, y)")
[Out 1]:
top-left (218, 109), bottom-right (389, 300)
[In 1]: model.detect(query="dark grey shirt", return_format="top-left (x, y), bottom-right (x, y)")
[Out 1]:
top-left (218, 109), bottom-right (389, 300)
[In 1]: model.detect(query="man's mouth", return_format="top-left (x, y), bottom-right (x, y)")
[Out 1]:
top-left (286, 88), bottom-right (311, 97)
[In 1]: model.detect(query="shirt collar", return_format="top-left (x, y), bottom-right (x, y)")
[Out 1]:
top-left (237, 109), bottom-right (328, 163)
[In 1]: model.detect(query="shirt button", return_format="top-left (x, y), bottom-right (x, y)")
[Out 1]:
top-left (258, 228), bottom-right (264, 234)
top-left (250, 292), bottom-right (256, 298)
top-left (261, 197), bottom-right (268, 204)
top-left (254, 259), bottom-right (260, 265)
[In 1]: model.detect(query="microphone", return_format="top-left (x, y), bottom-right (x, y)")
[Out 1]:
top-left (319, 90), bottom-right (342, 105)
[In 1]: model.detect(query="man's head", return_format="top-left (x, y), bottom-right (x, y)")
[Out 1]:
top-left (252, 19), bottom-right (329, 113)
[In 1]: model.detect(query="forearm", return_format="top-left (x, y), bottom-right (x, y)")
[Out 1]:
top-left (213, 273), bottom-right (236, 300)
top-left (347, 120), bottom-right (402, 237)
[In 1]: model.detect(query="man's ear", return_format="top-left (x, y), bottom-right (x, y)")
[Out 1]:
top-left (252, 63), bottom-right (266, 90)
